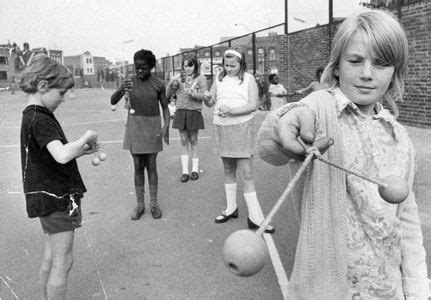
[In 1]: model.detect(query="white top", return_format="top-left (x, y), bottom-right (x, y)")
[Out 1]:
top-left (213, 72), bottom-right (255, 126)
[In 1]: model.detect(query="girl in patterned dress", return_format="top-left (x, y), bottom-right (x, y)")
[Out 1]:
top-left (257, 10), bottom-right (428, 299)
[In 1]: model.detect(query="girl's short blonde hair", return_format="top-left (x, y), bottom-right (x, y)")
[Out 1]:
top-left (321, 10), bottom-right (408, 117)
top-left (20, 54), bottom-right (74, 94)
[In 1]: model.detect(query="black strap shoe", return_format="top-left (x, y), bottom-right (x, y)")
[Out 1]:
top-left (215, 207), bottom-right (238, 223)
top-left (247, 218), bottom-right (275, 234)
top-left (180, 174), bottom-right (189, 182)
top-left (190, 171), bottom-right (199, 180)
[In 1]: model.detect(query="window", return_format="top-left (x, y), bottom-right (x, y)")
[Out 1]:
top-left (269, 49), bottom-right (276, 61)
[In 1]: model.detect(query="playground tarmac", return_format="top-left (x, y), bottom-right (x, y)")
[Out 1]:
top-left (1, 89), bottom-right (430, 299)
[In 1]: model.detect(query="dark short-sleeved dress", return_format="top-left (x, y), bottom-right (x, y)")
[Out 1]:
top-left (122, 75), bottom-right (168, 154)
top-left (20, 105), bottom-right (86, 218)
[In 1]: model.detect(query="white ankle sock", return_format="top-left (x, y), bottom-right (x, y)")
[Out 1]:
top-left (225, 183), bottom-right (237, 215)
top-left (244, 191), bottom-right (264, 224)
top-left (192, 158), bottom-right (199, 172)
top-left (181, 155), bottom-right (189, 174)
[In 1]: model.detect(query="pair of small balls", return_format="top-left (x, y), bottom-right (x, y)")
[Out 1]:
top-left (92, 152), bottom-right (107, 166)
top-left (110, 105), bottom-right (135, 115)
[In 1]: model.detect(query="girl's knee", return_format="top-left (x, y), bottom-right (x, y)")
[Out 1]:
top-left (189, 131), bottom-right (198, 145)
top-left (189, 136), bottom-right (198, 145)
top-left (180, 137), bottom-right (189, 146)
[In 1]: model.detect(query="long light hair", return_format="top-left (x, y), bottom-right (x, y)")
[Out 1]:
top-left (321, 10), bottom-right (408, 117)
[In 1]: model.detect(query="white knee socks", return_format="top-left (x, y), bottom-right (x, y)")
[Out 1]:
top-left (192, 158), bottom-right (199, 173)
top-left (225, 183), bottom-right (237, 215)
top-left (181, 155), bottom-right (189, 174)
top-left (244, 191), bottom-right (264, 224)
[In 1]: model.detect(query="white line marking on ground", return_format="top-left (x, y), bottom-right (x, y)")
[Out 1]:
top-left (263, 234), bottom-right (289, 299)
top-left (0, 276), bottom-right (19, 299)
top-left (61, 119), bottom-right (126, 127)
top-left (0, 137), bottom-right (213, 149)
top-left (255, 202), bottom-right (289, 299)
top-left (83, 230), bottom-right (108, 300)
top-left (1, 119), bottom-right (126, 129)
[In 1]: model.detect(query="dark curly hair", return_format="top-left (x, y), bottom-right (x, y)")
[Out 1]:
top-left (20, 54), bottom-right (74, 94)
top-left (133, 49), bottom-right (156, 68)
top-left (268, 73), bottom-right (279, 84)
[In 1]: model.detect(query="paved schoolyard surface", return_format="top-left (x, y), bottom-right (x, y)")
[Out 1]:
top-left (0, 89), bottom-right (430, 299)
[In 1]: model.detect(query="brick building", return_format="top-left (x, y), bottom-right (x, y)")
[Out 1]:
top-left (276, 0), bottom-right (430, 127)
top-left (0, 43), bottom-right (64, 88)
top-left (64, 51), bottom-right (112, 88)
top-left (158, 31), bottom-right (281, 80)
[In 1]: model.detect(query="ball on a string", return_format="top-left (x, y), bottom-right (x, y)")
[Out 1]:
top-left (222, 229), bottom-right (269, 277)
top-left (98, 152), bottom-right (107, 161)
top-left (92, 157), bottom-right (101, 166)
top-left (378, 175), bottom-right (409, 204)
top-left (110, 105), bottom-right (116, 111)
top-left (129, 109), bottom-right (135, 115)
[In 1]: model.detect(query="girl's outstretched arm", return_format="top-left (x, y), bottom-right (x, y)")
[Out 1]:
top-left (110, 83), bottom-right (126, 105)
top-left (47, 130), bottom-right (98, 164)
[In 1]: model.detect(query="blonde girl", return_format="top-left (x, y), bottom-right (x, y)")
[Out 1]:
top-left (205, 47), bottom-right (274, 233)
top-left (257, 10), bottom-right (428, 298)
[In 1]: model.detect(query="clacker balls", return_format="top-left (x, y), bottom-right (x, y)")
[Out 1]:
top-left (222, 229), bottom-right (269, 277)
top-left (91, 157), bottom-right (101, 166)
top-left (378, 175), bottom-right (409, 204)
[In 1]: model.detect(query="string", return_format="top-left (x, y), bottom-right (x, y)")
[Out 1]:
top-left (256, 136), bottom-right (390, 236)
top-left (296, 137), bottom-right (387, 188)
top-left (256, 152), bottom-right (314, 236)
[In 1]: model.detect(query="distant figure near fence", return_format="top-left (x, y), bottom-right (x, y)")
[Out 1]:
top-left (295, 67), bottom-right (329, 95)
top-left (268, 74), bottom-right (288, 110)
top-left (7, 43), bottom-right (24, 94)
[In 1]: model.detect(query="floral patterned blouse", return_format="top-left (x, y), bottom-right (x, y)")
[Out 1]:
top-left (256, 87), bottom-right (429, 299)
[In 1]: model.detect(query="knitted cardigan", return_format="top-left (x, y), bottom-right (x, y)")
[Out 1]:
top-left (257, 90), bottom-right (348, 299)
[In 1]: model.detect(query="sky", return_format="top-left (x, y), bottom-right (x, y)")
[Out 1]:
top-left (0, 0), bottom-right (369, 63)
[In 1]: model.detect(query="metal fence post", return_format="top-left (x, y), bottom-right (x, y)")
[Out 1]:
top-left (252, 33), bottom-right (256, 75)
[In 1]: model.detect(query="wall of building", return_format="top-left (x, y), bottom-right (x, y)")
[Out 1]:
top-left (276, 2), bottom-right (430, 127)
top-left (395, 1), bottom-right (431, 127)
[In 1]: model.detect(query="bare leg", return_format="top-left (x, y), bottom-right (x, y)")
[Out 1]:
top-left (46, 230), bottom-right (75, 300)
top-left (40, 235), bottom-right (53, 300)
